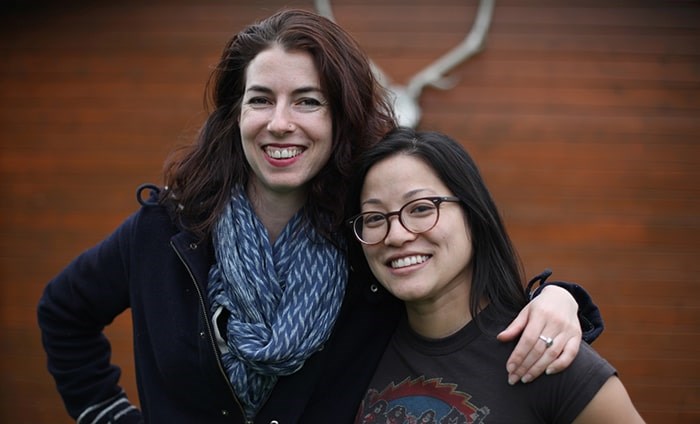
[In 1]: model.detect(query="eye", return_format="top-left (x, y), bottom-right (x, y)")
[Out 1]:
top-left (245, 96), bottom-right (272, 108)
top-left (362, 212), bottom-right (386, 228)
top-left (294, 97), bottom-right (326, 111)
top-left (406, 201), bottom-right (437, 217)
top-left (299, 98), bottom-right (322, 106)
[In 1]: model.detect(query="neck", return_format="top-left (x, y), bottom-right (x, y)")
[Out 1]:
top-left (246, 183), bottom-right (306, 244)
top-left (405, 283), bottom-right (475, 339)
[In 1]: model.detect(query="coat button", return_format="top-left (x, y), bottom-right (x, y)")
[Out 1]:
top-left (370, 284), bottom-right (379, 293)
top-left (221, 409), bottom-right (229, 416)
top-left (189, 242), bottom-right (198, 250)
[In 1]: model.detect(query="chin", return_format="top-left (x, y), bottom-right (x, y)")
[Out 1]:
top-left (386, 287), bottom-right (427, 303)
top-left (263, 179), bottom-right (307, 193)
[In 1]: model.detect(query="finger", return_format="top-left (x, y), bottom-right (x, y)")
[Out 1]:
top-left (497, 304), bottom-right (529, 342)
top-left (519, 335), bottom-right (562, 383)
top-left (508, 327), bottom-right (551, 384)
top-left (545, 335), bottom-right (581, 375)
top-left (505, 323), bottom-right (545, 385)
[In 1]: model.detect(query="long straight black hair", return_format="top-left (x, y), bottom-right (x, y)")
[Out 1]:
top-left (348, 127), bottom-right (527, 324)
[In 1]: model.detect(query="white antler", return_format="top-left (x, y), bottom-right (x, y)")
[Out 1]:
top-left (314, 0), bottom-right (495, 128)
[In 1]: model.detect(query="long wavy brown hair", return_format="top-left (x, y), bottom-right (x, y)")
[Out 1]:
top-left (161, 9), bottom-right (396, 241)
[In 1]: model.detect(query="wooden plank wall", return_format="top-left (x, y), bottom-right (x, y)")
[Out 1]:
top-left (1, 0), bottom-right (698, 422)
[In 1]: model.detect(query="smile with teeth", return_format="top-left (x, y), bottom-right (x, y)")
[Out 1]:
top-left (265, 146), bottom-right (304, 159)
top-left (390, 255), bottom-right (430, 269)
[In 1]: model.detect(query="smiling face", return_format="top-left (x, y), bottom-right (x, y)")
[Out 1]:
top-left (239, 45), bottom-right (333, 201)
top-left (360, 154), bottom-right (474, 312)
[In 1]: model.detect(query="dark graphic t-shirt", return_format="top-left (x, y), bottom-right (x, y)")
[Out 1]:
top-left (356, 309), bottom-right (615, 424)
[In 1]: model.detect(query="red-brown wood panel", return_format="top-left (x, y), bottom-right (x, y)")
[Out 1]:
top-left (2, 0), bottom-right (698, 422)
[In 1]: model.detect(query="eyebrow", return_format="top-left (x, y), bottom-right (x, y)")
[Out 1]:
top-left (361, 188), bottom-right (435, 208)
top-left (245, 85), bottom-right (323, 96)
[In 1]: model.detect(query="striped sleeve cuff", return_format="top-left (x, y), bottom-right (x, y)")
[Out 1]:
top-left (76, 392), bottom-right (141, 424)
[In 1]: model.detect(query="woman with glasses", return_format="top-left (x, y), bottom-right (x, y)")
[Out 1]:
top-left (348, 127), bottom-right (643, 423)
top-left (38, 9), bottom-right (602, 424)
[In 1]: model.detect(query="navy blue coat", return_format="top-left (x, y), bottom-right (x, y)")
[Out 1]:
top-left (37, 190), bottom-right (601, 423)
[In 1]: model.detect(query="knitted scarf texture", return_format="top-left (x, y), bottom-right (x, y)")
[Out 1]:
top-left (207, 189), bottom-right (348, 418)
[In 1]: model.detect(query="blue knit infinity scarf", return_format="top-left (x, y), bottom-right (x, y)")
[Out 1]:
top-left (207, 189), bottom-right (348, 418)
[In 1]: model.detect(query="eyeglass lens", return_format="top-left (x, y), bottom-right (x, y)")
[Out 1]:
top-left (354, 198), bottom-right (440, 244)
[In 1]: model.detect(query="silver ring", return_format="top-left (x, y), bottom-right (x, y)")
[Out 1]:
top-left (539, 334), bottom-right (554, 348)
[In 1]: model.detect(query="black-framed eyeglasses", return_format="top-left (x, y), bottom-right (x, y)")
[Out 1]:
top-left (348, 196), bottom-right (461, 245)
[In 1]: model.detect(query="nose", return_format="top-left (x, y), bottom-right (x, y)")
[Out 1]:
top-left (266, 103), bottom-right (295, 136)
top-left (383, 215), bottom-right (417, 246)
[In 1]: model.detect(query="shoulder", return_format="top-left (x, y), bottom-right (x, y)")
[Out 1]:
top-left (538, 342), bottom-right (615, 390)
top-left (528, 342), bottom-right (617, 422)
top-left (572, 342), bottom-right (616, 377)
top-left (127, 185), bottom-right (182, 240)
top-left (87, 187), bottom-right (189, 269)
